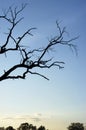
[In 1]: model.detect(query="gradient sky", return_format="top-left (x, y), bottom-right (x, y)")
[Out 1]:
top-left (0, 0), bottom-right (86, 130)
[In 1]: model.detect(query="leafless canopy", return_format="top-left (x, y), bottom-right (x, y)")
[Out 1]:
top-left (0, 4), bottom-right (77, 81)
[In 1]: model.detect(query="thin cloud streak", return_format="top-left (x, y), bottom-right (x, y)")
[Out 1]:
top-left (1, 113), bottom-right (51, 123)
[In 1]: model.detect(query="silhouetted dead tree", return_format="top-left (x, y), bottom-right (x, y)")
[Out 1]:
top-left (0, 4), bottom-right (77, 81)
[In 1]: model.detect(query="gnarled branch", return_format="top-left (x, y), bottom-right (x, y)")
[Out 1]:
top-left (0, 4), bottom-right (77, 81)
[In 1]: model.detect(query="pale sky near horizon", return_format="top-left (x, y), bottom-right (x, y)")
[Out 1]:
top-left (0, 0), bottom-right (86, 130)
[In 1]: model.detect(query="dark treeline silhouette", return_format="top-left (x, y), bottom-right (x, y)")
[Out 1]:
top-left (0, 122), bottom-right (85, 130)
top-left (0, 123), bottom-right (47, 130)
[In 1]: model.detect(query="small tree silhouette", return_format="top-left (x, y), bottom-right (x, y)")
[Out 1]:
top-left (6, 126), bottom-right (15, 130)
top-left (38, 126), bottom-right (45, 130)
top-left (68, 123), bottom-right (84, 130)
top-left (0, 3), bottom-right (77, 81)
top-left (18, 123), bottom-right (37, 130)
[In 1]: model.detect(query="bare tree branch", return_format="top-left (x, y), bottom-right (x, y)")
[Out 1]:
top-left (0, 4), bottom-right (77, 81)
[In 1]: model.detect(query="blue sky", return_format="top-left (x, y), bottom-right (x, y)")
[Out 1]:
top-left (0, 0), bottom-right (86, 130)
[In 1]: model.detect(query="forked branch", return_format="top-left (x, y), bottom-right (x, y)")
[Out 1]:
top-left (0, 4), bottom-right (77, 81)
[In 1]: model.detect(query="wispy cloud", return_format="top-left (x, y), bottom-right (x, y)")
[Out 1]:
top-left (1, 113), bottom-right (50, 123)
